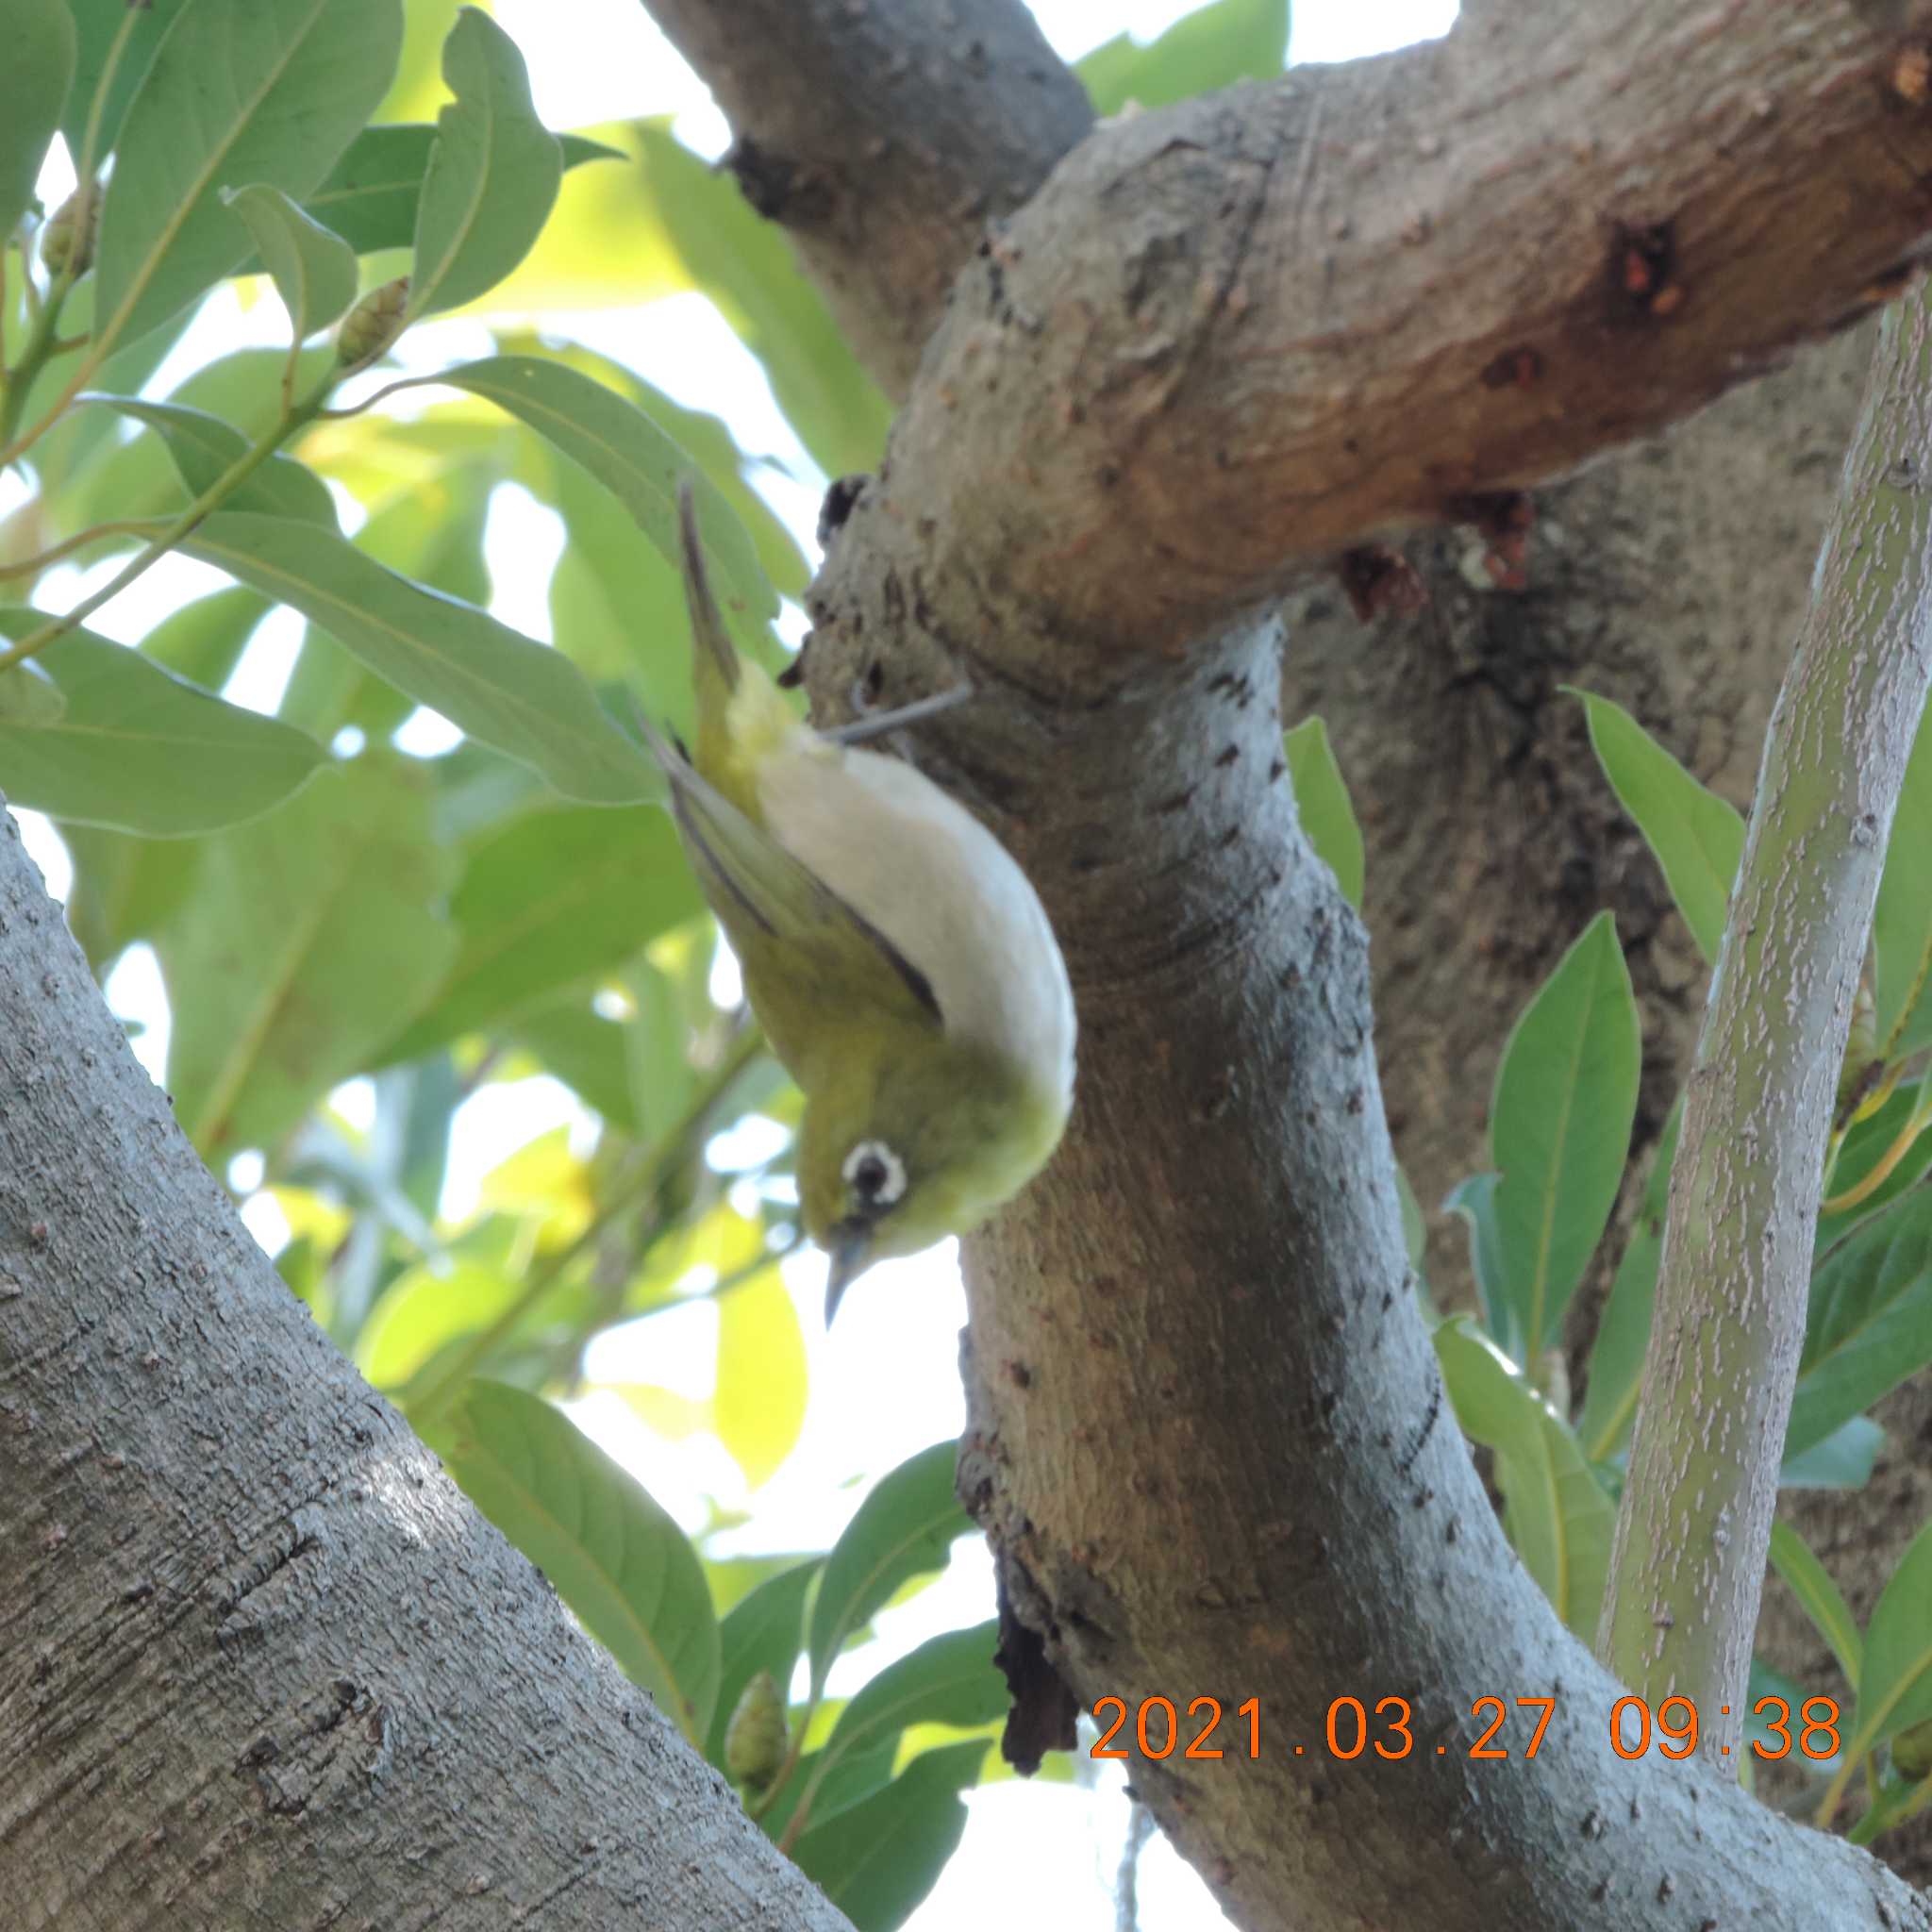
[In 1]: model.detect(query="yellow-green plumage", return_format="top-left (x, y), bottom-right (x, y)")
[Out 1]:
top-left (645, 484), bottom-right (1076, 1319)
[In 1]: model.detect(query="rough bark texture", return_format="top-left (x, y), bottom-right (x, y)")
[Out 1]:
top-left (0, 813), bottom-right (847, 1930)
top-left (1600, 286), bottom-right (1932, 1751)
top-left (643, 0), bottom-right (1094, 395)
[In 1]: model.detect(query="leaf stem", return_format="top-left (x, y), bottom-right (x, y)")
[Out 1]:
top-left (0, 520), bottom-right (151, 583)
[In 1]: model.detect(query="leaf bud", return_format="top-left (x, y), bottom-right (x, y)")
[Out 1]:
top-left (337, 275), bottom-right (409, 370)
top-left (724, 1669), bottom-right (788, 1788)
top-left (41, 185), bottom-right (97, 277)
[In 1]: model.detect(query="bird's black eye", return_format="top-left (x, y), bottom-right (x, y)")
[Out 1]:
top-left (841, 1140), bottom-right (907, 1211)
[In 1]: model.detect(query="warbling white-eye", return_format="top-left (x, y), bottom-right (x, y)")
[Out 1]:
top-left (641, 485), bottom-right (1076, 1322)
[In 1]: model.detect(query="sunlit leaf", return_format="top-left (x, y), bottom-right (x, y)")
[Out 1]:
top-left (156, 754), bottom-right (457, 1152)
top-left (176, 511), bottom-right (658, 804)
top-left (83, 395), bottom-right (339, 525)
top-left (1574, 691), bottom-right (1744, 969)
top-left (1435, 1317), bottom-right (1613, 1636)
top-left (0, 0), bottom-right (74, 247)
top-left (1078, 0), bottom-right (1288, 115)
top-left (715, 1268), bottom-right (808, 1490)
top-left (446, 1379), bottom-right (722, 1742)
top-left (92, 0), bottom-right (402, 353)
top-left (808, 1441), bottom-right (971, 1694)
top-left (1487, 912), bottom-right (1640, 1361)
top-left (357, 1259), bottom-right (517, 1389)
top-left (630, 122), bottom-right (892, 478)
top-left (374, 801), bottom-right (703, 1064)
top-left (1284, 716), bottom-right (1364, 910)
top-left (223, 183), bottom-right (360, 339)
top-left (0, 615), bottom-right (325, 835)
top-left (408, 8), bottom-right (561, 318)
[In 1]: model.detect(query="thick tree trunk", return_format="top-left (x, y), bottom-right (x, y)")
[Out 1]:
top-left (0, 814), bottom-right (845, 1929)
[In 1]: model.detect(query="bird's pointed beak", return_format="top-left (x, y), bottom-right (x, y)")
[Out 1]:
top-left (824, 1229), bottom-right (872, 1325)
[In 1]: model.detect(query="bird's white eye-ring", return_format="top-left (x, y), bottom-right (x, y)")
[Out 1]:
top-left (842, 1141), bottom-right (907, 1209)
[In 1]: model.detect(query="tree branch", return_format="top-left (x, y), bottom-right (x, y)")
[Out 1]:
top-left (641, 0), bottom-right (1092, 394)
top-left (1600, 281), bottom-right (1932, 1755)
top-left (823, 3), bottom-right (1932, 653)
top-left (0, 814), bottom-right (845, 1929)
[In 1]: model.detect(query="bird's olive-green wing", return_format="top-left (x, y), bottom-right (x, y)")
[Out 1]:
top-left (641, 723), bottom-right (942, 1057)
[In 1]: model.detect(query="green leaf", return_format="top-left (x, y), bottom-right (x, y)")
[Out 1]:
top-left (1781, 1415), bottom-right (1884, 1491)
top-left (357, 1259), bottom-right (516, 1389)
top-left (1284, 716), bottom-right (1363, 910)
top-left (0, 0), bottom-right (75, 247)
top-left (92, 0), bottom-right (403, 353)
top-left (445, 1378), bottom-right (722, 1744)
top-left (1488, 911), bottom-right (1641, 1362)
top-left (1442, 1171), bottom-right (1512, 1354)
top-left (0, 615), bottom-right (325, 836)
top-left (1873, 700), bottom-right (1932, 1059)
top-left (1574, 690), bottom-right (1744, 968)
top-left (813, 1624), bottom-right (1006, 1796)
top-left (705, 1559), bottom-right (821, 1767)
top-left (223, 183), bottom-right (359, 338)
top-left (715, 1267), bottom-right (808, 1491)
top-left (1820, 1079), bottom-right (1932, 1247)
top-left (61, 0), bottom-right (187, 163)
top-left (176, 512), bottom-right (658, 805)
top-left (408, 8), bottom-right (561, 318)
top-left (790, 1739), bottom-right (986, 1932)
top-left (1435, 1317), bottom-right (1614, 1636)
top-left (630, 123), bottom-right (892, 478)
top-left (1578, 1096), bottom-right (1681, 1462)
top-left (84, 395), bottom-right (339, 525)
top-left (294, 125), bottom-right (615, 257)
top-left (1769, 1522), bottom-right (1863, 1693)
top-left (1788, 1184), bottom-right (1932, 1461)
top-left (1078, 0), bottom-right (1289, 116)
top-left (1843, 1522), bottom-right (1932, 1766)
top-left (508, 999), bottom-right (641, 1133)
top-left (142, 584), bottom-right (272, 690)
top-left (425, 355), bottom-right (778, 629)
top-left (58, 824), bottom-right (204, 974)
top-left (373, 802), bottom-right (702, 1064)
top-left (0, 666), bottom-right (65, 727)
top-left (808, 1441), bottom-right (972, 1694)
top-left (156, 755), bottom-right (457, 1152)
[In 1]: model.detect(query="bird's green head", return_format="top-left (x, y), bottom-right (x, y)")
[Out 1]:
top-left (797, 1036), bottom-right (1069, 1323)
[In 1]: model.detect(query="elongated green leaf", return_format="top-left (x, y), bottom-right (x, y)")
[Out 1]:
top-left (1820, 1079), bottom-right (1932, 1249)
top-left (223, 184), bottom-right (359, 338)
top-left (294, 125), bottom-right (616, 256)
top-left (1780, 1415), bottom-right (1884, 1491)
top-left (0, 0), bottom-right (75, 246)
top-left (446, 1379), bottom-right (722, 1743)
top-left (1435, 1318), bottom-right (1614, 1635)
top-left (156, 755), bottom-right (457, 1152)
top-left (61, 0), bottom-right (187, 162)
top-left (1770, 1523), bottom-right (1864, 1692)
top-left (0, 616), bottom-right (324, 836)
top-left (408, 9), bottom-right (561, 317)
top-left (0, 667), bottom-right (65, 727)
top-left (1079, 0), bottom-right (1287, 114)
top-left (1844, 1523), bottom-right (1932, 1765)
top-left (177, 512), bottom-right (658, 804)
top-left (427, 355), bottom-right (777, 628)
top-left (1574, 691), bottom-right (1744, 968)
top-left (631, 123), bottom-right (892, 478)
top-left (1284, 716), bottom-right (1364, 910)
top-left (705, 1559), bottom-right (821, 1767)
top-left (791, 1739), bottom-right (986, 1932)
top-left (1442, 1171), bottom-right (1512, 1355)
top-left (1489, 912), bottom-right (1641, 1361)
top-left (1788, 1184), bottom-right (1932, 1461)
top-left (357, 1260), bottom-right (516, 1389)
top-left (508, 999), bottom-right (641, 1132)
top-left (1873, 701), bottom-right (1932, 1058)
top-left (142, 584), bottom-right (271, 689)
top-left (374, 802), bottom-right (702, 1064)
top-left (86, 395), bottom-right (338, 525)
top-left (92, 0), bottom-right (402, 352)
top-left (758, 1733), bottom-right (902, 1844)
top-left (815, 1624), bottom-right (1006, 1793)
top-left (58, 824), bottom-right (204, 974)
top-left (809, 1441), bottom-right (972, 1694)
top-left (1578, 1096), bottom-right (1681, 1461)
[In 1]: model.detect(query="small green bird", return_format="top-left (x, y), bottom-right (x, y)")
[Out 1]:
top-left (642, 484), bottom-right (1076, 1322)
